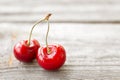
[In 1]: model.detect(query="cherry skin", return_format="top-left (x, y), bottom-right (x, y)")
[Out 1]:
top-left (14, 39), bottom-right (40, 62)
top-left (37, 44), bottom-right (66, 70)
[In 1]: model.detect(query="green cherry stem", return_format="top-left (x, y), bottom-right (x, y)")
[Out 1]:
top-left (27, 14), bottom-right (52, 46)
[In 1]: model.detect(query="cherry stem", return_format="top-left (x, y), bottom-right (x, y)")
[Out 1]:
top-left (46, 20), bottom-right (51, 54)
top-left (27, 14), bottom-right (52, 46)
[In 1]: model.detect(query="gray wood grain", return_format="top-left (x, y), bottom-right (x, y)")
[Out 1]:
top-left (0, 0), bottom-right (120, 23)
top-left (1, 0), bottom-right (120, 80)
top-left (0, 23), bottom-right (120, 80)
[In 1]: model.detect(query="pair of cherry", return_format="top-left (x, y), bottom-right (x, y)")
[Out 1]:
top-left (13, 14), bottom-right (66, 70)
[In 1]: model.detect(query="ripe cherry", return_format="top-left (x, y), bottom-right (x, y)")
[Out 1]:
top-left (13, 14), bottom-right (50, 62)
top-left (37, 14), bottom-right (66, 70)
top-left (14, 39), bottom-right (40, 62)
top-left (37, 44), bottom-right (66, 70)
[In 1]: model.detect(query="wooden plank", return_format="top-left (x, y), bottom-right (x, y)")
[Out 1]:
top-left (0, 0), bottom-right (120, 5)
top-left (0, 23), bottom-right (120, 80)
top-left (0, 0), bottom-right (120, 22)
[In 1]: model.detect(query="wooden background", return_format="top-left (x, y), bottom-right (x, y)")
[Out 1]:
top-left (1, 0), bottom-right (120, 80)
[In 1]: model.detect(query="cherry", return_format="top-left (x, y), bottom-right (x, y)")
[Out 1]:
top-left (14, 39), bottom-right (40, 62)
top-left (37, 14), bottom-right (66, 70)
top-left (13, 14), bottom-right (51, 63)
top-left (37, 44), bottom-right (66, 70)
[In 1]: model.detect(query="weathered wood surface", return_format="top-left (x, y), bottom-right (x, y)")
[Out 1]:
top-left (1, 23), bottom-right (120, 80)
top-left (0, 0), bottom-right (120, 23)
top-left (1, 0), bottom-right (120, 80)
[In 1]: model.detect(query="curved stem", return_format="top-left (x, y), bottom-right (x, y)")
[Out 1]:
top-left (46, 20), bottom-right (50, 54)
top-left (27, 14), bottom-right (52, 46)
top-left (27, 19), bottom-right (44, 45)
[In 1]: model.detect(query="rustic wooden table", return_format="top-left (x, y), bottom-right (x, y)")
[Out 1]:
top-left (1, 0), bottom-right (120, 80)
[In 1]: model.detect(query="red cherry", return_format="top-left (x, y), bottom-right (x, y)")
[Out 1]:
top-left (37, 44), bottom-right (66, 70)
top-left (36, 14), bottom-right (66, 70)
top-left (14, 39), bottom-right (40, 62)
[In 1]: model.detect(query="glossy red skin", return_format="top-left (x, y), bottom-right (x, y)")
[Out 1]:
top-left (14, 39), bottom-right (40, 62)
top-left (37, 44), bottom-right (66, 70)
